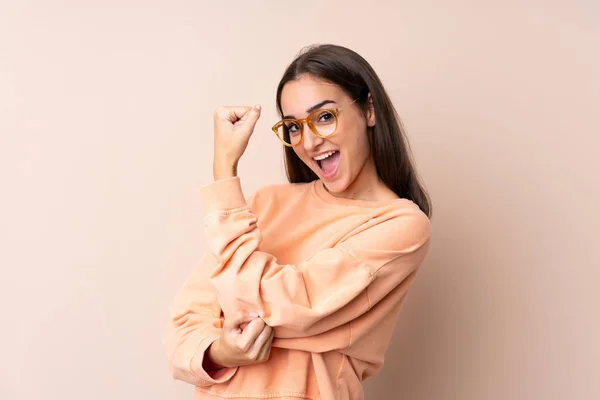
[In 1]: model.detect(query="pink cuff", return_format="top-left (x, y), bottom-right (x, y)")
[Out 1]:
top-left (190, 335), bottom-right (238, 385)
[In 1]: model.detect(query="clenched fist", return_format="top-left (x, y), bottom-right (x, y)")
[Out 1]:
top-left (213, 105), bottom-right (262, 181)
top-left (204, 312), bottom-right (274, 369)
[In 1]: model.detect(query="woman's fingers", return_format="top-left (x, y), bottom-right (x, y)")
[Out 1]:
top-left (224, 311), bottom-right (257, 331)
top-left (236, 318), bottom-right (266, 351)
top-left (249, 324), bottom-right (274, 360)
top-left (214, 106), bottom-right (252, 124)
top-left (214, 105), bottom-right (261, 128)
top-left (221, 311), bottom-right (273, 364)
top-left (256, 327), bottom-right (275, 361)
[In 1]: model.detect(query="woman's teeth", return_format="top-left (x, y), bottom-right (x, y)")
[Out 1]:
top-left (313, 151), bottom-right (337, 161)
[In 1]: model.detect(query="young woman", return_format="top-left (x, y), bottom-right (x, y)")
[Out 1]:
top-left (165, 44), bottom-right (432, 400)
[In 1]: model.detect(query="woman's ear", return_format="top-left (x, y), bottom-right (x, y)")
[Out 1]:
top-left (366, 93), bottom-right (376, 127)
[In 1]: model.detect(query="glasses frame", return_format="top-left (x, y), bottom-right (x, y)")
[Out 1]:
top-left (271, 99), bottom-right (358, 147)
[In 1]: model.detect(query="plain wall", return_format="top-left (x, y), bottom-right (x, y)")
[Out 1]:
top-left (1, 1), bottom-right (598, 399)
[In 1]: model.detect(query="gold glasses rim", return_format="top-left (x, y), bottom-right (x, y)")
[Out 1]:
top-left (271, 99), bottom-right (359, 147)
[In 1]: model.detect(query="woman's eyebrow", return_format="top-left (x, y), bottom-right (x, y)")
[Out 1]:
top-left (283, 100), bottom-right (337, 120)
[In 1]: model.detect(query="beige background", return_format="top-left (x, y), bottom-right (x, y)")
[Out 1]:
top-left (1, 1), bottom-right (599, 399)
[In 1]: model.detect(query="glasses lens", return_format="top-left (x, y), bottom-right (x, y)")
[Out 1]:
top-left (276, 120), bottom-right (302, 146)
top-left (275, 110), bottom-right (337, 146)
top-left (310, 110), bottom-right (337, 137)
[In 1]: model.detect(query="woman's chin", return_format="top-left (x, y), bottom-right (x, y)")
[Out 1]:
top-left (307, 163), bottom-right (348, 194)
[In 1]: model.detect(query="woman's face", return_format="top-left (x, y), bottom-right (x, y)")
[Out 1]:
top-left (279, 75), bottom-right (376, 196)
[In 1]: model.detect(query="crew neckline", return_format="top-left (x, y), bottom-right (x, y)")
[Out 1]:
top-left (311, 179), bottom-right (413, 209)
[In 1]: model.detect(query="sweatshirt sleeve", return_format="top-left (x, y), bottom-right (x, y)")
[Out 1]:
top-left (199, 177), bottom-right (431, 338)
top-left (163, 252), bottom-right (238, 386)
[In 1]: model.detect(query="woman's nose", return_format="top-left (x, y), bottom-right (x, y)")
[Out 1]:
top-left (302, 125), bottom-right (324, 151)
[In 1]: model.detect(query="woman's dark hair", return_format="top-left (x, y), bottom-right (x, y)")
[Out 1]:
top-left (275, 44), bottom-right (432, 217)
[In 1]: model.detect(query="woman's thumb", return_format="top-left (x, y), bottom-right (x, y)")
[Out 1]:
top-left (239, 104), bottom-right (261, 127)
top-left (224, 310), bottom-right (257, 330)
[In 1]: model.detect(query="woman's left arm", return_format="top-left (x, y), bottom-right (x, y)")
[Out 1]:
top-left (200, 177), bottom-right (430, 338)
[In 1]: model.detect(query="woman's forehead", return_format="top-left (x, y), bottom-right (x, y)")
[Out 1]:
top-left (280, 77), bottom-right (347, 115)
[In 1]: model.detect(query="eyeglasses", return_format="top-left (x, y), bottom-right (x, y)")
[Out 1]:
top-left (271, 100), bottom-right (357, 147)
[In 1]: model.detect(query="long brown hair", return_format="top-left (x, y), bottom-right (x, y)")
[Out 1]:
top-left (275, 44), bottom-right (431, 217)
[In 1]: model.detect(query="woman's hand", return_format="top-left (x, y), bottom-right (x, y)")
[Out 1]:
top-left (213, 105), bottom-right (262, 181)
top-left (204, 312), bottom-right (274, 369)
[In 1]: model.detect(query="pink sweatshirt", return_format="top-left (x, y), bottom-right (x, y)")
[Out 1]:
top-left (165, 177), bottom-right (430, 400)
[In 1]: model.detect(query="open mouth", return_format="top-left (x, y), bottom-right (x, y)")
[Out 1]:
top-left (313, 150), bottom-right (340, 178)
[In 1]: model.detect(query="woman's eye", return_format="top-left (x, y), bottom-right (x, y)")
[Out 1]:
top-left (286, 123), bottom-right (300, 134)
top-left (317, 111), bottom-right (334, 123)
